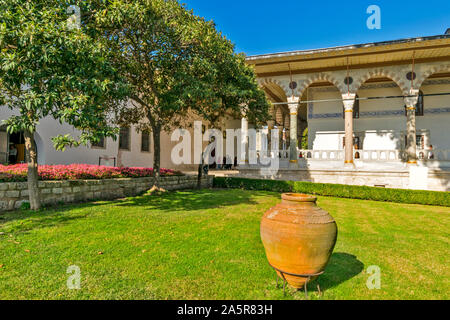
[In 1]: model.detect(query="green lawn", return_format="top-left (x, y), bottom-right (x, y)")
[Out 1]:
top-left (0, 189), bottom-right (449, 300)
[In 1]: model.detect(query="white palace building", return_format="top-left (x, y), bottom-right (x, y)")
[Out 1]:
top-left (1, 31), bottom-right (450, 191)
top-left (238, 31), bottom-right (450, 191)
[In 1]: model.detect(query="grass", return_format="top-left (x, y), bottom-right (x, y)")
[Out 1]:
top-left (0, 189), bottom-right (449, 300)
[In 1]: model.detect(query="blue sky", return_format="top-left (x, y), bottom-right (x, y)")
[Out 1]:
top-left (182, 0), bottom-right (450, 56)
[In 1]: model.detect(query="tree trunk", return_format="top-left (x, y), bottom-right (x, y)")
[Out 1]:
top-left (24, 130), bottom-right (40, 210)
top-left (151, 124), bottom-right (161, 187)
top-left (197, 151), bottom-right (204, 189)
top-left (117, 149), bottom-right (123, 167)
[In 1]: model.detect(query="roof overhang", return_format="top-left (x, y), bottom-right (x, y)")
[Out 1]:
top-left (247, 34), bottom-right (450, 77)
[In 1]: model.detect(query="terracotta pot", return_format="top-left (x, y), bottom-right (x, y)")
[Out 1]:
top-left (261, 193), bottom-right (338, 289)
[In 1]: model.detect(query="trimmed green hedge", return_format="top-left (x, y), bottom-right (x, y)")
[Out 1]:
top-left (213, 177), bottom-right (450, 207)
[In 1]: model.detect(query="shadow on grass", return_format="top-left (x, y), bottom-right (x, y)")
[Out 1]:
top-left (0, 201), bottom-right (107, 234)
top-left (0, 189), bottom-right (263, 234)
top-left (117, 189), bottom-right (261, 213)
top-left (311, 252), bottom-right (364, 292)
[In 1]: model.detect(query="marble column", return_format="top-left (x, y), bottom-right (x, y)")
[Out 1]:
top-left (287, 96), bottom-right (300, 163)
top-left (267, 120), bottom-right (275, 157)
top-left (404, 89), bottom-right (419, 165)
top-left (240, 117), bottom-right (249, 164)
top-left (342, 93), bottom-right (356, 165)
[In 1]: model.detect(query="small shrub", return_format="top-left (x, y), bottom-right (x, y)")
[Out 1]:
top-left (19, 202), bottom-right (30, 211)
top-left (213, 177), bottom-right (450, 207)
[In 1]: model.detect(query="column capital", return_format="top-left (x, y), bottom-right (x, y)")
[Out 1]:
top-left (287, 96), bottom-right (299, 104)
top-left (288, 104), bottom-right (298, 114)
top-left (342, 93), bottom-right (356, 111)
top-left (404, 89), bottom-right (420, 108)
top-left (287, 96), bottom-right (299, 114)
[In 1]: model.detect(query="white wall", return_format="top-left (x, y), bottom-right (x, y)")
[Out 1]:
top-left (307, 88), bottom-right (344, 150)
top-left (0, 107), bottom-right (154, 167)
top-left (0, 107), bottom-right (243, 170)
top-left (418, 83), bottom-right (450, 150)
top-left (308, 82), bottom-right (450, 151)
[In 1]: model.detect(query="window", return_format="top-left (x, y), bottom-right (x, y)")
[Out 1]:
top-left (119, 127), bottom-right (130, 150)
top-left (353, 95), bottom-right (360, 119)
top-left (141, 131), bottom-right (151, 152)
top-left (405, 91), bottom-right (424, 116)
top-left (342, 136), bottom-right (361, 149)
top-left (354, 136), bottom-right (361, 150)
top-left (342, 95), bottom-right (359, 119)
top-left (91, 136), bottom-right (106, 149)
top-left (404, 134), bottom-right (425, 149)
top-left (416, 91), bottom-right (424, 116)
top-left (416, 135), bottom-right (425, 150)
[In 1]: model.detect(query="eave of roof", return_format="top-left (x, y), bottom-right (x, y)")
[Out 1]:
top-left (247, 34), bottom-right (450, 77)
top-left (246, 34), bottom-right (450, 63)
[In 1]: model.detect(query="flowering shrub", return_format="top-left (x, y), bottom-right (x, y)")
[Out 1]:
top-left (0, 164), bottom-right (182, 182)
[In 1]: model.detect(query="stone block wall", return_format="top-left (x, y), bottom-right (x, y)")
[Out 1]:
top-left (0, 175), bottom-right (213, 211)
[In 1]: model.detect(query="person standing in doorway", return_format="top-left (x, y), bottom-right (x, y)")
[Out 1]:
top-left (9, 144), bottom-right (17, 164)
top-left (428, 145), bottom-right (435, 160)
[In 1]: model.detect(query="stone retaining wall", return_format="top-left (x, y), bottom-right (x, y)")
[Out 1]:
top-left (0, 175), bottom-right (213, 211)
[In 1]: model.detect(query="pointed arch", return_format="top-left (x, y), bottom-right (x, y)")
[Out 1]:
top-left (415, 63), bottom-right (450, 90)
top-left (297, 73), bottom-right (347, 98)
top-left (352, 68), bottom-right (410, 95)
top-left (258, 78), bottom-right (290, 102)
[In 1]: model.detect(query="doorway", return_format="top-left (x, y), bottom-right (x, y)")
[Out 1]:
top-left (8, 131), bottom-right (26, 164)
top-left (0, 129), bottom-right (36, 165)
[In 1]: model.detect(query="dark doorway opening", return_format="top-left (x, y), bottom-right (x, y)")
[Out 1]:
top-left (8, 131), bottom-right (26, 164)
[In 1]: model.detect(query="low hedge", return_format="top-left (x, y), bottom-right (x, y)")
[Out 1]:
top-left (213, 177), bottom-right (450, 207)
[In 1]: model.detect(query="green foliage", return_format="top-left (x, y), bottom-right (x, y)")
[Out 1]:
top-left (0, 0), bottom-right (127, 146)
top-left (213, 177), bottom-right (450, 207)
top-left (301, 128), bottom-right (308, 150)
top-left (19, 201), bottom-right (30, 211)
top-left (91, 0), bottom-right (269, 172)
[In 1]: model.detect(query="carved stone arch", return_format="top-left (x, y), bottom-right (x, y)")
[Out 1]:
top-left (352, 68), bottom-right (410, 95)
top-left (297, 72), bottom-right (347, 98)
top-left (259, 78), bottom-right (290, 99)
top-left (414, 63), bottom-right (450, 90)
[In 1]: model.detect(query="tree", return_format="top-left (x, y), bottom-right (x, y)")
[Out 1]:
top-left (0, 0), bottom-right (127, 210)
top-left (301, 128), bottom-right (309, 150)
top-left (94, 0), bottom-right (269, 186)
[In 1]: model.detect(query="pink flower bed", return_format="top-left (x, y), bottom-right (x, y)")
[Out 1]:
top-left (0, 164), bottom-right (182, 182)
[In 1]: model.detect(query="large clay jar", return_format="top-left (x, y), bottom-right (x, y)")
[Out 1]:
top-left (261, 193), bottom-right (338, 289)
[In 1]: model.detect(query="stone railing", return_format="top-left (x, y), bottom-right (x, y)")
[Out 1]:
top-left (0, 175), bottom-right (213, 212)
top-left (417, 149), bottom-right (450, 161)
top-left (298, 150), bottom-right (344, 161)
top-left (251, 149), bottom-right (450, 162)
top-left (354, 150), bottom-right (404, 161)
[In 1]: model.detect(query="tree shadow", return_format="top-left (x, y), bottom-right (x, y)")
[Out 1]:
top-left (0, 189), bottom-right (261, 234)
top-left (310, 252), bottom-right (364, 292)
top-left (0, 201), bottom-right (108, 235)
top-left (117, 189), bottom-right (260, 213)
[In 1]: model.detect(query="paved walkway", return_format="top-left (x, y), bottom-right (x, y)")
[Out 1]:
top-left (182, 170), bottom-right (240, 177)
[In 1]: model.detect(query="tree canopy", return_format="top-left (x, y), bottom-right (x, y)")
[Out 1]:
top-left (0, 0), bottom-right (128, 209)
top-left (0, 0), bottom-right (270, 208)
top-left (91, 0), bottom-right (269, 180)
